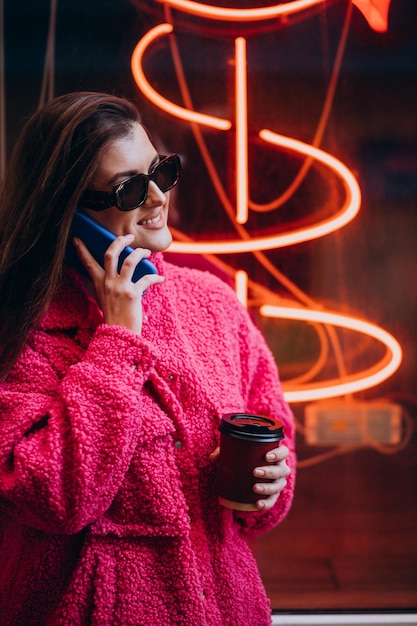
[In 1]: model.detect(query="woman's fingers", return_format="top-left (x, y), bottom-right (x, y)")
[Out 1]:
top-left (73, 237), bottom-right (103, 281)
top-left (73, 235), bottom-right (164, 334)
top-left (264, 444), bottom-right (290, 465)
top-left (209, 447), bottom-right (220, 463)
top-left (75, 234), bottom-right (154, 283)
top-left (102, 234), bottom-right (136, 277)
top-left (252, 445), bottom-right (291, 510)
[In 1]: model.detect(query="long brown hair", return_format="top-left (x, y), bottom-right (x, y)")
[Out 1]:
top-left (0, 91), bottom-right (141, 380)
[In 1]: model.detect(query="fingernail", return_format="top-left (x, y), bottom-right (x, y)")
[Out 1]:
top-left (266, 452), bottom-right (277, 462)
top-left (73, 237), bottom-right (80, 247)
top-left (254, 468), bottom-right (265, 477)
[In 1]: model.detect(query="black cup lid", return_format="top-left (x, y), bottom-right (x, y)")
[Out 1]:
top-left (219, 413), bottom-right (284, 441)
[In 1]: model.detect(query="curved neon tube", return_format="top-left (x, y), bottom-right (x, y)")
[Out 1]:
top-left (131, 24), bottom-right (231, 131)
top-left (131, 15), bottom-right (402, 401)
top-left (156, 0), bottom-right (325, 21)
top-left (169, 129), bottom-right (361, 253)
top-left (260, 305), bottom-right (403, 402)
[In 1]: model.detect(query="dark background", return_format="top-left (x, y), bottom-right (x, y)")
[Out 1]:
top-left (2, 0), bottom-right (417, 612)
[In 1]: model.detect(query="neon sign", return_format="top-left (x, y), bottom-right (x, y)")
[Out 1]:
top-left (130, 0), bottom-right (400, 403)
top-left (154, 0), bottom-right (391, 31)
top-left (155, 0), bottom-right (326, 21)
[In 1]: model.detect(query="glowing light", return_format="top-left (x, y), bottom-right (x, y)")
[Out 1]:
top-left (131, 24), bottom-right (231, 131)
top-left (169, 129), bottom-right (361, 254)
top-left (235, 37), bottom-right (248, 225)
top-left (156, 0), bottom-right (325, 21)
top-left (352, 0), bottom-right (391, 32)
top-left (260, 305), bottom-right (403, 402)
top-left (130, 8), bottom-right (403, 401)
top-left (235, 270), bottom-right (248, 308)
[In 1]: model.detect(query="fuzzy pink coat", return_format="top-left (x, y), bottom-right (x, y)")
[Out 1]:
top-left (0, 253), bottom-right (295, 626)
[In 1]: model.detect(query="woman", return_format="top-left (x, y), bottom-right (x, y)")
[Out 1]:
top-left (0, 92), bottom-right (295, 625)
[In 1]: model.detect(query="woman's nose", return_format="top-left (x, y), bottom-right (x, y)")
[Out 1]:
top-left (145, 180), bottom-right (167, 205)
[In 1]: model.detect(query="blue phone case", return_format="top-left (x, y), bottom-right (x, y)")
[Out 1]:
top-left (65, 210), bottom-right (157, 282)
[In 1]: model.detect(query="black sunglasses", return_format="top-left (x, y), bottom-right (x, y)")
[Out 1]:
top-left (79, 153), bottom-right (181, 212)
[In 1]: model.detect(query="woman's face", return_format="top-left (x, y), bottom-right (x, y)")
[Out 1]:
top-left (83, 122), bottom-right (173, 252)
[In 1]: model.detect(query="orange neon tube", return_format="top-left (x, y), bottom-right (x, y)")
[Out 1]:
top-left (131, 24), bottom-right (231, 131)
top-left (235, 270), bottom-right (248, 308)
top-left (169, 129), bottom-right (361, 253)
top-left (235, 37), bottom-right (248, 225)
top-left (260, 305), bottom-right (403, 402)
top-left (155, 0), bottom-right (325, 21)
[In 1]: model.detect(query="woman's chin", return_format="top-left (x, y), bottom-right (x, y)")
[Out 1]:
top-left (139, 228), bottom-right (173, 253)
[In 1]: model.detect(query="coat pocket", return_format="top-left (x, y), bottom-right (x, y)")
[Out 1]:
top-left (90, 430), bottom-right (190, 539)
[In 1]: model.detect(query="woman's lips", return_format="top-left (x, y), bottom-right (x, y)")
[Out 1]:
top-left (137, 212), bottom-right (163, 227)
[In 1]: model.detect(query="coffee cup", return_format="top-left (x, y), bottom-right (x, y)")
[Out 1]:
top-left (217, 413), bottom-right (284, 511)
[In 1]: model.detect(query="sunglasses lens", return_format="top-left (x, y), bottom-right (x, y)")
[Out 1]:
top-left (118, 175), bottom-right (147, 211)
top-left (153, 156), bottom-right (180, 192)
top-left (117, 155), bottom-right (180, 211)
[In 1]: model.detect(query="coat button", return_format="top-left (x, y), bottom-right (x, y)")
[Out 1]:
top-left (174, 440), bottom-right (182, 449)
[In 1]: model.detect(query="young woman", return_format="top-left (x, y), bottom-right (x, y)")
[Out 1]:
top-left (0, 92), bottom-right (295, 625)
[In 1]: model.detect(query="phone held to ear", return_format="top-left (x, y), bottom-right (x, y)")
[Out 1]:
top-left (65, 210), bottom-right (157, 282)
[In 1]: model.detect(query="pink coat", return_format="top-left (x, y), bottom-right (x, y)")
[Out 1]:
top-left (0, 254), bottom-right (295, 625)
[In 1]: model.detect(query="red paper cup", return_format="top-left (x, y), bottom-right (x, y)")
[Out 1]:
top-left (218, 413), bottom-right (284, 511)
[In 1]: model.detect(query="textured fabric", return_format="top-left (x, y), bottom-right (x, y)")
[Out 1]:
top-left (0, 253), bottom-right (295, 626)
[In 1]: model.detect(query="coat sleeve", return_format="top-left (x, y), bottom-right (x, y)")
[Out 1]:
top-left (0, 324), bottom-right (160, 535)
top-left (233, 306), bottom-right (296, 537)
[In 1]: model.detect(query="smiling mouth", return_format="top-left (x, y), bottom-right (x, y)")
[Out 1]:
top-left (138, 214), bottom-right (162, 226)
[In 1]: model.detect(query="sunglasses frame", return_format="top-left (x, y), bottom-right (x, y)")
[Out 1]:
top-left (79, 153), bottom-right (181, 212)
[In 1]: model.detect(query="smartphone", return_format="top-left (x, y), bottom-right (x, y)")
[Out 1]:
top-left (65, 210), bottom-right (157, 282)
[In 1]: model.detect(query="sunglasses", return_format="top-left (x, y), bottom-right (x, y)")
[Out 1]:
top-left (79, 153), bottom-right (181, 212)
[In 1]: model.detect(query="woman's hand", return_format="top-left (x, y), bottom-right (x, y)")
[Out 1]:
top-left (73, 235), bottom-right (164, 334)
top-left (209, 444), bottom-right (291, 511)
top-left (252, 445), bottom-right (291, 510)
